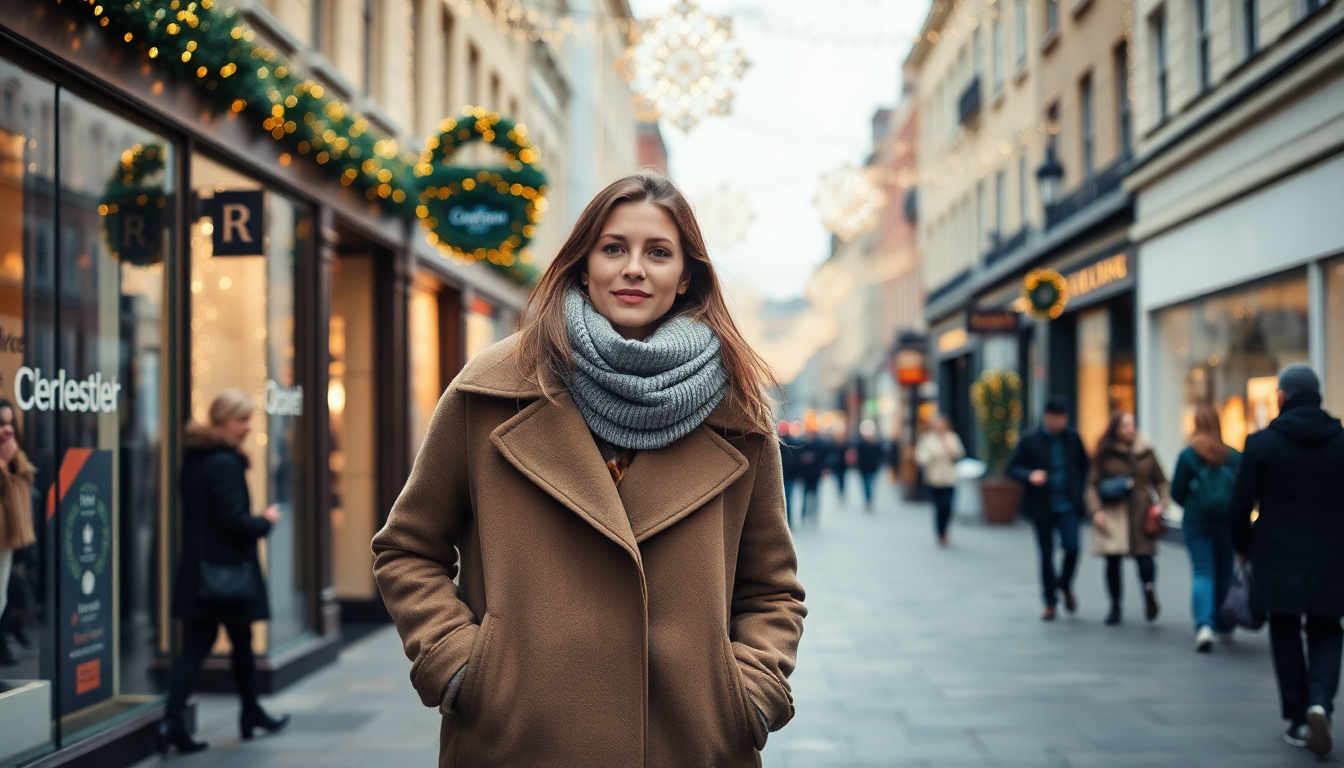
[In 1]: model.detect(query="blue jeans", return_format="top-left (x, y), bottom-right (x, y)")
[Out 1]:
top-left (1184, 519), bottom-right (1235, 633)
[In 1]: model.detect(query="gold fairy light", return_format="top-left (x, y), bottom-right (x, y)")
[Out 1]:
top-left (814, 165), bottom-right (887, 242)
top-left (620, 1), bottom-right (749, 132)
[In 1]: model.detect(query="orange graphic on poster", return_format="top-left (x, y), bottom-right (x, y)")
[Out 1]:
top-left (75, 659), bottom-right (101, 695)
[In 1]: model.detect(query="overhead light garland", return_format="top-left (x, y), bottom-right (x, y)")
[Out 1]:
top-left (692, 184), bottom-right (753, 249)
top-left (58, 0), bottom-right (539, 283)
top-left (620, 1), bottom-right (749, 132)
top-left (814, 165), bottom-right (887, 242)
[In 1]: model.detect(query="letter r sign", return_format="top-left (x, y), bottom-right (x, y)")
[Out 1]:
top-left (208, 190), bottom-right (265, 256)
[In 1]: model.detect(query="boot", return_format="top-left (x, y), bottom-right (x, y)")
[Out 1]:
top-left (0, 639), bottom-right (16, 667)
top-left (1104, 604), bottom-right (1121, 626)
top-left (156, 711), bottom-right (208, 757)
top-left (240, 704), bottom-right (290, 740)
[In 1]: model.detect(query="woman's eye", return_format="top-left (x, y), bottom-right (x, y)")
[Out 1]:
top-left (603, 243), bottom-right (624, 255)
top-left (649, 248), bottom-right (670, 259)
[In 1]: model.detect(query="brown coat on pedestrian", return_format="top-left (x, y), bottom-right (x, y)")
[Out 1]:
top-left (0, 448), bottom-right (37, 551)
top-left (372, 336), bottom-right (807, 768)
top-left (1086, 433), bottom-right (1170, 557)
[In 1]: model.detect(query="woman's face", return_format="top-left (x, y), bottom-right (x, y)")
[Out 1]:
top-left (582, 201), bottom-right (691, 341)
top-left (1116, 413), bottom-right (1136, 444)
top-left (0, 407), bottom-right (15, 447)
top-left (221, 411), bottom-right (253, 447)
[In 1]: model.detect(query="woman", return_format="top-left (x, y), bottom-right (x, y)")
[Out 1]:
top-left (161, 390), bottom-right (288, 756)
top-left (373, 171), bottom-right (806, 767)
top-left (0, 399), bottom-right (36, 671)
top-left (915, 414), bottom-right (965, 546)
top-left (1088, 411), bottom-right (1170, 626)
top-left (1171, 403), bottom-right (1240, 652)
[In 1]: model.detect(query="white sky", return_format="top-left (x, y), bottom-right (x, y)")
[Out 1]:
top-left (626, 0), bottom-right (929, 301)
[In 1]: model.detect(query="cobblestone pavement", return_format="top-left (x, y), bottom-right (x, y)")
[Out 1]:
top-left (140, 477), bottom-right (1343, 767)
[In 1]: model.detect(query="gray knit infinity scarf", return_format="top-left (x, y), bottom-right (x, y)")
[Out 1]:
top-left (561, 288), bottom-right (728, 450)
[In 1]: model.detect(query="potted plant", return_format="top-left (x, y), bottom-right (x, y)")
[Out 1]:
top-left (970, 369), bottom-right (1024, 524)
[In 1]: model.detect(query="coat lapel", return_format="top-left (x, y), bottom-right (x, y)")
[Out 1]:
top-left (490, 393), bottom-right (640, 559)
top-left (619, 426), bottom-right (749, 542)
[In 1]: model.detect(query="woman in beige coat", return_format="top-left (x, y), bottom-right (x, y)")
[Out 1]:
top-left (1087, 411), bottom-right (1170, 626)
top-left (914, 415), bottom-right (965, 546)
top-left (0, 398), bottom-right (37, 672)
top-left (372, 171), bottom-right (806, 768)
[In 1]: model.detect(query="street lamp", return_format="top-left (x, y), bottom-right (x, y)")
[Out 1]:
top-left (1035, 144), bottom-right (1064, 210)
top-left (889, 332), bottom-right (929, 501)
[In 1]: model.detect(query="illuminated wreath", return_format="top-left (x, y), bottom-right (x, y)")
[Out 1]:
top-left (414, 107), bottom-right (548, 275)
top-left (1022, 268), bottom-right (1069, 320)
top-left (99, 143), bottom-right (168, 266)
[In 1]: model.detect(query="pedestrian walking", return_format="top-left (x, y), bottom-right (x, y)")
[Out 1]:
top-left (372, 171), bottom-right (807, 767)
top-left (829, 431), bottom-right (850, 502)
top-left (1007, 396), bottom-right (1089, 621)
top-left (160, 390), bottom-right (289, 756)
top-left (854, 421), bottom-right (886, 511)
top-left (0, 399), bottom-right (36, 675)
top-left (1171, 402), bottom-right (1240, 652)
top-left (779, 421), bottom-right (800, 524)
top-left (914, 414), bottom-right (964, 547)
top-left (1088, 411), bottom-right (1169, 626)
top-left (1230, 364), bottom-right (1344, 756)
top-left (794, 427), bottom-right (829, 525)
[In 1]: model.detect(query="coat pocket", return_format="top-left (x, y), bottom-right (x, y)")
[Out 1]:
top-left (721, 637), bottom-right (759, 751)
top-left (456, 612), bottom-right (497, 724)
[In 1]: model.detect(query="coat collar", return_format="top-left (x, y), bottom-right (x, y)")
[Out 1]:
top-left (478, 337), bottom-right (751, 558)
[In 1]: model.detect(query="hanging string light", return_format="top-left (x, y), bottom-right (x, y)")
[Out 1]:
top-left (620, 1), bottom-right (749, 132)
top-left (692, 184), bottom-right (753, 249)
top-left (814, 165), bottom-right (887, 242)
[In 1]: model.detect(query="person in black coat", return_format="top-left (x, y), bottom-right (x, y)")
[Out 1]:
top-left (794, 428), bottom-right (829, 525)
top-left (778, 422), bottom-right (800, 525)
top-left (854, 421), bottom-right (886, 511)
top-left (161, 390), bottom-right (289, 756)
top-left (1230, 365), bottom-right (1344, 755)
top-left (1006, 396), bottom-right (1090, 621)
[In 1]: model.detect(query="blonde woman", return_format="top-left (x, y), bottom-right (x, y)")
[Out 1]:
top-left (161, 390), bottom-right (288, 756)
top-left (374, 171), bottom-right (805, 767)
top-left (915, 414), bottom-right (965, 546)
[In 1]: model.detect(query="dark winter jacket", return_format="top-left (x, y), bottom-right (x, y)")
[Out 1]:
top-left (779, 434), bottom-right (801, 482)
top-left (855, 439), bottom-right (885, 475)
top-left (1006, 426), bottom-right (1090, 522)
top-left (172, 423), bottom-right (272, 623)
top-left (1230, 393), bottom-right (1344, 617)
top-left (1171, 444), bottom-right (1241, 524)
top-left (794, 437), bottom-right (830, 485)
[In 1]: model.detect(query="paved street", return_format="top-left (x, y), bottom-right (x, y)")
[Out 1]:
top-left (141, 477), bottom-right (1341, 767)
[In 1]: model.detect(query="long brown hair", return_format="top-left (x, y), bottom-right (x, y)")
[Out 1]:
top-left (516, 170), bottom-right (778, 433)
top-left (1190, 401), bottom-right (1230, 465)
top-left (1095, 411), bottom-right (1133, 458)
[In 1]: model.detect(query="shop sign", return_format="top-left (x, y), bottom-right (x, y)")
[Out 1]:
top-left (12, 367), bottom-right (121, 413)
top-left (264, 379), bottom-right (303, 417)
top-left (967, 310), bottom-right (1020, 335)
top-left (55, 449), bottom-right (115, 715)
top-left (938, 327), bottom-right (969, 354)
top-left (206, 191), bottom-right (266, 257)
top-left (1064, 252), bottom-right (1131, 302)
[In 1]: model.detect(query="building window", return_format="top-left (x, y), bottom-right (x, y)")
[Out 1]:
top-left (993, 18), bottom-right (1006, 91)
top-left (1080, 73), bottom-right (1094, 177)
top-left (467, 44), bottom-right (480, 107)
top-left (1046, 0), bottom-right (1060, 35)
top-left (1151, 7), bottom-right (1169, 123)
top-left (362, 0), bottom-right (378, 96)
top-left (994, 169), bottom-right (1006, 239)
top-left (1015, 0), bottom-right (1028, 66)
top-left (1018, 152), bottom-right (1029, 229)
top-left (975, 180), bottom-right (986, 257)
top-left (1046, 101), bottom-right (1060, 152)
top-left (1115, 42), bottom-right (1132, 157)
top-left (441, 9), bottom-right (454, 116)
top-left (973, 28), bottom-right (984, 81)
top-left (1304, 0), bottom-right (1323, 15)
top-left (1195, 0), bottom-right (1211, 93)
top-left (1242, 0), bottom-right (1258, 58)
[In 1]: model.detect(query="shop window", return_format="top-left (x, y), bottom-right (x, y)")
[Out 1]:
top-left (330, 256), bottom-right (376, 601)
top-left (1327, 259), bottom-right (1344, 416)
top-left (1, 61), bottom-right (175, 762)
top-left (190, 155), bottom-right (312, 654)
top-left (409, 279), bottom-right (442, 460)
top-left (466, 295), bottom-right (498, 362)
top-left (1153, 273), bottom-right (1309, 472)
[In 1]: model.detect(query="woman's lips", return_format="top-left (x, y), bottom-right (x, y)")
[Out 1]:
top-left (613, 291), bottom-right (651, 305)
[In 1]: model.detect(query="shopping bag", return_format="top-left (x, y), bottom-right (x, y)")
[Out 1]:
top-left (1222, 563), bottom-right (1266, 631)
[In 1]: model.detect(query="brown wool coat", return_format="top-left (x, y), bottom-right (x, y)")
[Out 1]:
top-left (372, 336), bottom-right (807, 768)
top-left (0, 449), bottom-right (37, 551)
top-left (1086, 434), bottom-right (1170, 557)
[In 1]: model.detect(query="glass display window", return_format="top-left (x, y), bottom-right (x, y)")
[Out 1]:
top-left (329, 256), bottom-right (376, 602)
top-left (408, 278), bottom-right (442, 461)
top-left (189, 154), bottom-right (312, 654)
top-left (1327, 258), bottom-right (1344, 417)
top-left (1, 56), bottom-right (175, 763)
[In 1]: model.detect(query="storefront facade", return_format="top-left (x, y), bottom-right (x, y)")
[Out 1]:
top-left (0, 5), bottom-right (527, 766)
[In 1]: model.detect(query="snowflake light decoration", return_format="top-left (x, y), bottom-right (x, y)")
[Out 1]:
top-left (693, 185), bottom-right (754, 249)
top-left (814, 165), bottom-right (887, 242)
top-left (621, 2), bottom-right (749, 132)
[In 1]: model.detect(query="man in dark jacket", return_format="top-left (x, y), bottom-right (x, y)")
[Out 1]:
top-left (854, 421), bottom-right (887, 512)
top-left (794, 428), bottom-right (830, 525)
top-left (1007, 395), bottom-right (1090, 621)
top-left (778, 422), bottom-right (800, 525)
top-left (1230, 364), bottom-right (1344, 756)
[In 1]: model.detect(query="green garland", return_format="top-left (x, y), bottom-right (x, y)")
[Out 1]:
top-left (99, 142), bottom-right (168, 265)
top-left (415, 108), bottom-right (547, 283)
top-left (60, 0), bottom-right (541, 284)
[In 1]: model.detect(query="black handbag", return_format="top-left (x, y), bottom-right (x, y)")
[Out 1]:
top-left (195, 500), bottom-right (259, 603)
top-left (1097, 475), bottom-right (1135, 502)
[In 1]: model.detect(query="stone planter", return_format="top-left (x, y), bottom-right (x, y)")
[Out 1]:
top-left (979, 478), bottom-right (1021, 525)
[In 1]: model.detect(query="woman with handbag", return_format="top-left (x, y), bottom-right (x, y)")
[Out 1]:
top-left (1088, 411), bottom-right (1171, 626)
top-left (0, 399), bottom-right (37, 673)
top-left (1171, 402), bottom-right (1241, 652)
top-left (160, 390), bottom-right (289, 756)
top-left (373, 171), bottom-right (806, 767)
top-left (915, 414), bottom-right (965, 546)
